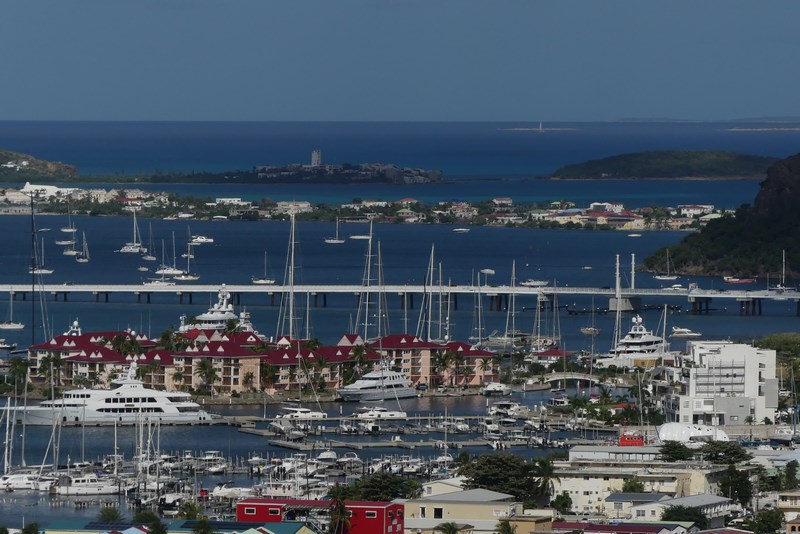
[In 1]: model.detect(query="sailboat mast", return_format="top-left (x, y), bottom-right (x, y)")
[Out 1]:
top-left (613, 254), bottom-right (622, 348)
top-left (288, 213), bottom-right (296, 340)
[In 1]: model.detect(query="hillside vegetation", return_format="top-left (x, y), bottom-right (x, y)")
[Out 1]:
top-left (643, 151), bottom-right (800, 278)
top-left (552, 150), bottom-right (777, 179)
top-left (0, 149), bottom-right (77, 180)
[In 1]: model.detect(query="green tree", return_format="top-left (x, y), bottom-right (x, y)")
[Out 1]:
top-left (148, 521), bottom-right (168, 534)
top-left (532, 457), bottom-right (560, 501)
top-left (748, 508), bottom-right (784, 534)
top-left (179, 501), bottom-right (201, 520)
top-left (720, 464), bottom-right (753, 506)
top-left (496, 520), bottom-right (517, 534)
top-left (132, 510), bottom-right (160, 524)
top-left (21, 523), bottom-right (40, 534)
top-left (661, 505), bottom-right (708, 529)
top-left (622, 477), bottom-right (645, 493)
top-left (435, 523), bottom-right (460, 534)
top-left (786, 459), bottom-right (799, 490)
top-left (194, 358), bottom-right (219, 395)
top-left (461, 453), bottom-right (537, 503)
top-left (329, 493), bottom-right (351, 534)
top-left (699, 441), bottom-right (752, 464)
top-left (659, 441), bottom-right (695, 462)
top-left (97, 506), bottom-right (125, 523)
top-left (192, 517), bottom-right (218, 534)
top-left (356, 472), bottom-right (421, 501)
top-left (550, 491), bottom-right (573, 515)
top-left (0, 526), bottom-right (9, 534)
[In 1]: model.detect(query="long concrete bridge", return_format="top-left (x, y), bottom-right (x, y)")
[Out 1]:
top-left (4, 283), bottom-right (800, 316)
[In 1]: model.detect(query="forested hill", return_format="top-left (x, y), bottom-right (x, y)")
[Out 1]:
top-left (551, 150), bottom-right (777, 179)
top-left (0, 148), bottom-right (77, 179)
top-left (642, 151), bottom-right (800, 278)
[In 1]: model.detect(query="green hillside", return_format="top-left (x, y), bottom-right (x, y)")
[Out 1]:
top-left (552, 150), bottom-right (777, 179)
top-left (0, 149), bottom-right (77, 180)
top-left (642, 151), bottom-right (800, 278)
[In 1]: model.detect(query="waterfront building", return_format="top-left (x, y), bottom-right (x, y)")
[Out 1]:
top-left (403, 488), bottom-right (553, 534)
top-left (655, 341), bottom-right (778, 425)
top-left (552, 446), bottom-right (731, 515)
top-left (310, 148), bottom-right (322, 167)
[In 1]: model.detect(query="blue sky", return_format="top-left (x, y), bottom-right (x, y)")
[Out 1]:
top-left (2, 0), bottom-right (799, 121)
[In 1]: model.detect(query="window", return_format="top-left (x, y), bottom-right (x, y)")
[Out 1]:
top-left (365, 511), bottom-right (378, 519)
top-left (420, 506), bottom-right (426, 518)
top-left (614, 503), bottom-right (623, 510)
top-left (636, 510), bottom-right (645, 517)
top-left (651, 510), bottom-right (656, 516)
top-left (433, 508), bottom-right (443, 519)
top-left (269, 508), bottom-right (280, 516)
top-left (244, 507), bottom-right (256, 516)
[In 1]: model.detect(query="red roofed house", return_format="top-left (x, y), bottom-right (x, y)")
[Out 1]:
top-left (236, 498), bottom-right (403, 534)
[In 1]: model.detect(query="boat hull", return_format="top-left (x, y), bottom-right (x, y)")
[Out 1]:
top-left (336, 386), bottom-right (417, 402)
top-left (9, 406), bottom-right (213, 426)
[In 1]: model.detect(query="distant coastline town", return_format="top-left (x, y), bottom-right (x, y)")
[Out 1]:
top-left (0, 181), bottom-right (723, 233)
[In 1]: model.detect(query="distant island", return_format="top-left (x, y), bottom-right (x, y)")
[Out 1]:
top-left (0, 147), bottom-right (444, 185)
top-left (551, 150), bottom-right (778, 179)
top-left (0, 148), bottom-right (76, 179)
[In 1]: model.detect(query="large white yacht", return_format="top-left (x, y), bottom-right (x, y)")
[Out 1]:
top-left (178, 284), bottom-right (260, 335)
top-left (593, 314), bottom-right (669, 369)
top-left (336, 369), bottom-right (416, 402)
top-left (10, 362), bottom-right (212, 426)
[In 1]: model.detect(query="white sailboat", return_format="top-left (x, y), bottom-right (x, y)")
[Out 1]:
top-left (29, 238), bottom-right (53, 275)
top-left (653, 249), bottom-right (678, 281)
top-left (155, 235), bottom-right (183, 275)
top-left (60, 209), bottom-right (77, 233)
top-left (75, 232), bottom-right (90, 263)
top-left (0, 292), bottom-right (24, 330)
top-left (141, 223), bottom-right (157, 261)
top-left (325, 218), bottom-right (346, 244)
top-left (252, 251), bottom-right (276, 285)
top-left (771, 249), bottom-right (793, 292)
top-left (119, 210), bottom-right (146, 253)
top-left (174, 243), bottom-right (200, 281)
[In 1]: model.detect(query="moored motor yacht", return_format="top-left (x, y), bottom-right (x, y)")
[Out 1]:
top-left (277, 406), bottom-right (328, 420)
top-left (354, 406), bottom-right (407, 420)
top-left (520, 279), bottom-right (549, 287)
top-left (189, 235), bottom-right (214, 245)
top-left (669, 326), bottom-right (702, 338)
top-left (9, 361), bottom-right (213, 426)
top-left (481, 382), bottom-right (512, 396)
top-left (336, 368), bottom-right (416, 402)
top-left (593, 314), bottom-right (670, 369)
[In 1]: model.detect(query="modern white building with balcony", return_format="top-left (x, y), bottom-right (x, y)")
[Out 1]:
top-left (658, 341), bottom-right (778, 425)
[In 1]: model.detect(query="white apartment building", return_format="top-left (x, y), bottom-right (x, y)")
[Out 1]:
top-left (659, 341), bottom-right (778, 425)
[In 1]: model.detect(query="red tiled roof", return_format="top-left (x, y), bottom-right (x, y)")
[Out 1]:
top-left (177, 341), bottom-right (262, 358)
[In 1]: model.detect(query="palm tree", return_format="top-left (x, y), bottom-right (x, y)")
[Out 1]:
top-left (172, 368), bottom-right (186, 391)
top-left (97, 506), bottom-right (125, 523)
top-left (598, 385), bottom-right (613, 405)
top-left (532, 457), bottom-right (559, 501)
top-left (242, 371), bottom-right (255, 392)
top-left (496, 520), bottom-right (518, 534)
top-left (433, 351), bottom-right (452, 386)
top-left (452, 353), bottom-right (466, 387)
top-left (435, 522), bottom-right (461, 534)
top-left (348, 345), bottom-right (370, 378)
top-left (328, 494), bottom-right (350, 534)
top-left (259, 360), bottom-right (276, 390)
top-left (194, 358), bottom-right (219, 395)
